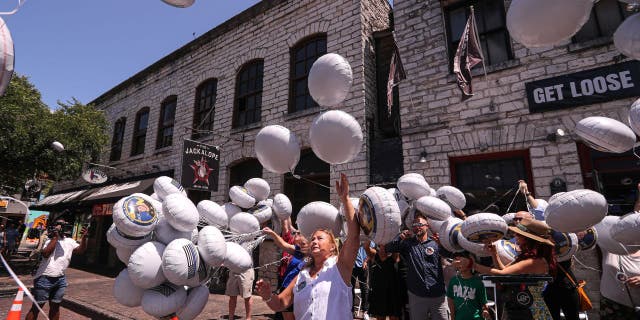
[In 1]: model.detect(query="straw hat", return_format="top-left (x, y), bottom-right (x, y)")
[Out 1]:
top-left (508, 218), bottom-right (554, 246)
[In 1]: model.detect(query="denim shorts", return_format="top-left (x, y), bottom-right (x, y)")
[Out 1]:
top-left (33, 275), bottom-right (67, 304)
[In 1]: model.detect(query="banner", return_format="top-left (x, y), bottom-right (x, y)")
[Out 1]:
top-left (92, 203), bottom-right (113, 216)
top-left (525, 61), bottom-right (640, 113)
top-left (181, 139), bottom-right (220, 192)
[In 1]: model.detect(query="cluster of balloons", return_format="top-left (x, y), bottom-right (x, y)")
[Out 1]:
top-left (255, 53), bottom-right (362, 173)
top-left (107, 176), bottom-right (293, 319)
top-left (507, 0), bottom-right (640, 61)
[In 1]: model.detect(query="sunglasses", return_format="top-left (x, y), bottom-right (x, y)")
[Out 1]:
top-left (513, 217), bottom-right (523, 222)
top-left (292, 231), bottom-right (301, 235)
top-left (412, 223), bottom-right (428, 228)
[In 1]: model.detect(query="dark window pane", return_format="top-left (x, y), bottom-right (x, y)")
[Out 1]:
top-left (486, 32), bottom-right (509, 65)
top-left (573, 0), bottom-right (627, 42)
top-left (139, 113), bottom-right (148, 130)
top-left (483, 0), bottom-right (504, 31)
top-left (289, 34), bottom-right (327, 113)
top-left (450, 8), bottom-right (467, 41)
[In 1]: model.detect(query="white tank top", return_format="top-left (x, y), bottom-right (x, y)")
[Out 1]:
top-left (293, 256), bottom-right (352, 320)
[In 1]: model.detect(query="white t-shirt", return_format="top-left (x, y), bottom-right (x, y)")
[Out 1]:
top-left (34, 237), bottom-right (80, 278)
top-left (600, 251), bottom-right (640, 308)
top-left (293, 256), bottom-right (352, 320)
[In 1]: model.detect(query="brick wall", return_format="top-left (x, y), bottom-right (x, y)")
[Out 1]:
top-left (393, 1), bottom-right (635, 318)
top-left (92, 0), bottom-right (390, 289)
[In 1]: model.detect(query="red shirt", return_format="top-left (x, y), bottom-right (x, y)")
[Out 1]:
top-left (277, 230), bottom-right (295, 278)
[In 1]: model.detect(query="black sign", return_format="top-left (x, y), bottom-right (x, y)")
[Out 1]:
top-left (181, 139), bottom-right (220, 192)
top-left (525, 61), bottom-right (640, 113)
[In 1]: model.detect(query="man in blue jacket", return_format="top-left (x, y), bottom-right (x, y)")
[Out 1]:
top-left (386, 212), bottom-right (448, 320)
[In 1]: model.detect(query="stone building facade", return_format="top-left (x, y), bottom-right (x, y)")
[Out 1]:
top-left (88, 0), bottom-right (391, 286)
top-left (394, 0), bottom-right (639, 318)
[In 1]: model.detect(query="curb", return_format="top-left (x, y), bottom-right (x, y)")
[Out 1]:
top-left (62, 296), bottom-right (135, 320)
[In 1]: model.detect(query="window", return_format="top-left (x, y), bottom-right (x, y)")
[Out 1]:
top-left (228, 158), bottom-right (263, 187)
top-left (109, 117), bottom-right (126, 161)
top-left (449, 150), bottom-right (533, 215)
top-left (192, 79), bottom-right (217, 140)
top-left (289, 34), bottom-right (327, 113)
top-left (131, 108), bottom-right (149, 156)
top-left (157, 96), bottom-right (177, 149)
top-left (233, 60), bottom-right (263, 128)
top-left (573, 0), bottom-right (631, 43)
top-left (445, 0), bottom-right (512, 70)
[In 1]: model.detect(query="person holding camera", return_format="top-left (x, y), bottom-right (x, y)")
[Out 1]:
top-left (25, 219), bottom-right (88, 320)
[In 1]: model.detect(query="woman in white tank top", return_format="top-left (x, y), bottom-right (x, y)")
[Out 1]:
top-left (255, 173), bottom-right (361, 320)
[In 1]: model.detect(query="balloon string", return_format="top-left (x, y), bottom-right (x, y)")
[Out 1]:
top-left (290, 172), bottom-right (331, 190)
top-left (571, 255), bottom-right (601, 273)
top-left (482, 187), bottom-right (516, 212)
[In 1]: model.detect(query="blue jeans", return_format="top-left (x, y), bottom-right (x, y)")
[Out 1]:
top-left (33, 275), bottom-right (67, 304)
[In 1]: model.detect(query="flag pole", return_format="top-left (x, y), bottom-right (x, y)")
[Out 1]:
top-left (470, 6), bottom-right (488, 82)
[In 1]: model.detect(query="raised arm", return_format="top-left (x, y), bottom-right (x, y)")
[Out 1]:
top-left (473, 257), bottom-right (546, 275)
top-left (73, 227), bottom-right (89, 255)
top-left (519, 180), bottom-right (538, 209)
top-left (336, 173), bottom-right (361, 285)
top-left (263, 227), bottom-right (295, 255)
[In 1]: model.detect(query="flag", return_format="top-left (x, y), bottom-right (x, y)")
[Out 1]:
top-left (387, 34), bottom-right (406, 115)
top-left (453, 7), bottom-right (485, 100)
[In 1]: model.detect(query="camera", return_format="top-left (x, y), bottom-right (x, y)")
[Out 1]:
top-left (47, 221), bottom-right (73, 238)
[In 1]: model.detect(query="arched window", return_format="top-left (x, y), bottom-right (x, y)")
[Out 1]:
top-left (228, 158), bottom-right (263, 187)
top-left (157, 96), bottom-right (177, 149)
top-left (131, 108), bottom-right (149, 156)
top-left (192, 79), bottom-right (217, 140)
top-left (109, 117), bottom-right (126, 161)
top-left (289, 34), bottom-right (327, 113)
top-left (233, 60), bottom-right (263, 128)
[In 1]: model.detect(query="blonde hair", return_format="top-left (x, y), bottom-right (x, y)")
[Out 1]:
top-left (306, 228), bottom-right (339, 269)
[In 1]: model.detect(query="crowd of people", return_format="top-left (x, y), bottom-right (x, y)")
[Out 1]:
top-left (249, 177), bottom-right (640, 320)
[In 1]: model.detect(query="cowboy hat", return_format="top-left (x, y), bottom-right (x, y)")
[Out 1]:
top-left (508, 217), bottom-right (554, 246)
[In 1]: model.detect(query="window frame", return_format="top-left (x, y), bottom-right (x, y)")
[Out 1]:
top-left (443, 0), bottom-right (513, 71)
top-left (288, 33), bottom-right (328, 113)
top-left (109, 117), bottom-right (126, 161)
top-left (572, 0), bottom-right (630, 44)
top-left (131, 107), bottom-right (150, 156)
top-left (232, 59), bottom-right (264, 128)
top-left (192, 79), bottom-right (217, 140)
top-left (156, 96), bottom-right (177, 149)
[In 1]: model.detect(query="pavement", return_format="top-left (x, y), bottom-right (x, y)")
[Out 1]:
top-left (0, 253), bottom-right (276, 320)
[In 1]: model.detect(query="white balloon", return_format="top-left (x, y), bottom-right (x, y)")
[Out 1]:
top-left (436, 186), bottom-right (466, 210)
top-left (502, 212), bottom-right (515, 225)
top-left (244, 178), bottom-right (270, 201)
top-left (615, 13), bottom-right (640, 61)
top-left (544, 189), bottom-right (608, 233)
top-left (141, 283), bottom-right (187, 318)
top-left (177, 285), bottom-right (209, 320)
top-left (307, 53), bottom-right (353, 106)
top-left (628, 98), bottom-right (640, 137)
top-left (163, 193), bottom-right (199, 232)
top-left (128, 241), bottom-right (167, 289)
top-left (0, 17), bottom-right (14, 97)
top-left (272, 193), bottom-right (292, 220)
top-left (297, 201), bottom-right (342, 237)
top-left (495, 239), bottom-right (519, 265)
top-left (223, 202), bottom-right (242, 221)
top-left (575, 116), bottom-right (636, 153)
top-left (161, 0), bottom-right (195, 8)
top-left (162, 239), bottom-right (209, 287)
top-left (113, 269), bottom-right (145, 307)
top-left (51, 141), bottom-right (64, 152)
top-left (229, 186), bottom-right (256, 209)
top-left (229, 212), bottom-right (260, 235)
top-left (154, 217), bottom-right (193, 245)
top-left (611, 212), bottom-right (640, 245)
top-left (248, 204), bottom-right (273, 224)
top-left (438, 217), bottom-right (464, 253)
top-left (457, 231), bottom-right (490, 257)
top-left (403, 205), bottom-right (418, 230)
top-left (197, 200), bottom-right (228, 229)
top-left (258, 198), bottom-right (273, 208)
top-left (549, 192), bottom-right (565, 203)
top-left (358, 187), bottom-right (402, 245)
top-left (460, 213), bottom-right (508, 243)
top-left (550, 231), bottom-right (579, 262)
top-left (153, 176), bottom-right (187, 201)
top-left (106, 223), bottom-right (152, 250)
top-left (427, 218), bottom-right (446, 235)
top-left (415, 196), bottom-right (452, 221)
top-left (116, 247), bottom-right (135, 264)
top-left (507, 0), bottom-right (593, 48)
top-left (112, 193), bottom-right (159, 237)
top-left (198, 226), bottom-right (227, 267)
top-left (595, 216), bottom-right (639, 255)
top-left (339, 197), bottom-right (360, 217)
top-left (223, 242), bottom-right (253, 273)
top-left (255, 125), bottom-right (301, 174)
top-left (397, 173), bottom-right (430, 200)
top-left (309, 110), bottom-right (363, 164)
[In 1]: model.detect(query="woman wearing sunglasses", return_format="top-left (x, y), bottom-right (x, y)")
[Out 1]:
top-left (255, 173), bottom-right (361, 319)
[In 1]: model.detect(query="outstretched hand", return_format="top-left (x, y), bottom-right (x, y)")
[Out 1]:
top-left (255, 279), bottom-right (272, 300)
top-left (335, 173), bottom-right (350, 201)
top-left (262, 227), bottom-right (276, 236)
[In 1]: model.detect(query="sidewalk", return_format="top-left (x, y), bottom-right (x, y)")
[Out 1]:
top-left (1, 256), bottom-right (275, 320)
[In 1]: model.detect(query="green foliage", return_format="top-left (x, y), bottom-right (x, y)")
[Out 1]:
top-left (0, 74), bottom-right (109, 193)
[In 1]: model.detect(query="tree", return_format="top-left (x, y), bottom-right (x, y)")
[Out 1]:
top-left (0, 74), bottom-right (109, 194)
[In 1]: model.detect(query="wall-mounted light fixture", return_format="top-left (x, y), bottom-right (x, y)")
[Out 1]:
top-left (419, 151), bottom-right (427, 163)
top-left (546, 128), bottom-right (566, 143)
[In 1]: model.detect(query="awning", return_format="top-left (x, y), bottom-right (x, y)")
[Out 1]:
top-left (31, 178), bottom-right (156, 210)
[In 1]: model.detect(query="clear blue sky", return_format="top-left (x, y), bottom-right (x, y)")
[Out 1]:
top-left (5, 0), bottom-right (260, 109)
